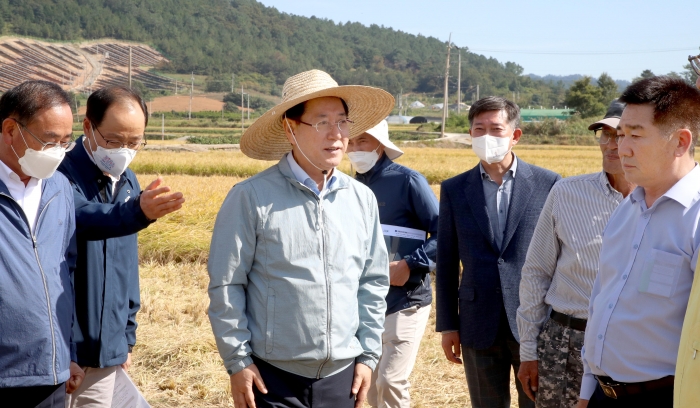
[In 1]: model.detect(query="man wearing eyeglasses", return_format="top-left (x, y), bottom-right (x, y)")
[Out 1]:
top-left (57, 86), bottom-right (185, 407)
top-left (516, 100), bottom-right (635, 408)
top-left (208, 69), bottom-right (393, 408)
top-left (0, 80), bottom-right (85, 407)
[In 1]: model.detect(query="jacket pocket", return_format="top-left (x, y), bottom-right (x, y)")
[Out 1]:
top-left (459, 286), bottom-right (475, 301)
top-left (265, 291), bottom-right (275, 354)
top-left (638, 249), bottom-right (684, 298)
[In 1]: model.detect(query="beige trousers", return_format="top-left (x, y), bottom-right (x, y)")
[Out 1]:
top-left (367, 305), bottom-right (431, 408)
top-left (66, 366), bottom-right (118, 408)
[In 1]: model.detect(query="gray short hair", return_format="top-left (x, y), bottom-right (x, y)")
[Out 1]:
top-left (0, 80), bottom-right (71, 124)
top-left (468, 96), bottom-right (520, 129)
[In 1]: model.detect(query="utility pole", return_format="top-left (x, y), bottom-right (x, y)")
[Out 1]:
top-left (441, 33), bottom-right (452, 138)
top-left (231, 73), bottom-right (235, 93)
top-left (476, 84), bottom-right (480, 101)
top-left (457, 49), bottom-right (462, 114)
top-left (175, 80), bottom-right (178, 94)
top-left (161, 114), bottom-right (165, 141)
top-left (149, 100), bottom-right (152, 118)
top-left (241, 86), bottom-right (244, 133)
top-left (128, 46), bottom-right (132, 88)
top-left (247, 93), bottom-right (250, 121)
top-left (189, 72), bottom-right (193, 120)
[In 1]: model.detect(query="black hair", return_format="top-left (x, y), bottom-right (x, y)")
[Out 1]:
top-left (0, 80), bottom-right (71, 124)
top-left (468, 96), bottom-right (520, 129)
top-left (284, 98), bottom-right (349, 121)
top-left (85, 85), bottom-right (149, 127)
top-left (619, 76), bottom-right (700, 155)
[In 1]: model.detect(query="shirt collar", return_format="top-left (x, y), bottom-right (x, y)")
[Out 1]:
top-left (285, 152), bottom-right (337, 195)
top-left (630, 164), bottom-right (700, 209)
top-left (479, 152), bottom-right (518, 181)
top-left (599, 171), bottom-right (620, 196)
top-left (0, 158), bottom-right (23, 185)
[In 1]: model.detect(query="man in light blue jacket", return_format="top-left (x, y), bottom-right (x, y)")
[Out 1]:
top-left (0, 81), bottom-right (83, 406)
top-left (208, 69), bottom-right (394, 408)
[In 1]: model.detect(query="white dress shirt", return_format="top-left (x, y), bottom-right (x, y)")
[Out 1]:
top-left (517, 171), bottom-right (623, 361)
top-left (581, 165), bottom-right (700, 399)
top-left (0, 159), bottom-right (43, 233)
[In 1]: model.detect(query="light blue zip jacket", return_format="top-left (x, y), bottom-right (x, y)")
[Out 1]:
top-left (0, 173), bottom-right (77, 388)
top-left (208, 157), bottom-right (389, 378)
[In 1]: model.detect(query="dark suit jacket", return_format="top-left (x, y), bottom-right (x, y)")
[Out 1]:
top-left (436, 158), bottom-right (560, 350)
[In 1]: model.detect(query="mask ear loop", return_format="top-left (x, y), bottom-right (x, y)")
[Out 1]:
top-left (10, 123), bottom-right (30, 159)
top-left (284, 115), bottom-right (329, 196)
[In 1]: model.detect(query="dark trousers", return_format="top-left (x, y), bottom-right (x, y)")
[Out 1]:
top-left (0, 383), bottom-right (65, 408)
top-left (252, 356), bottom-right (356, 408)
top-left (588, 382), bottom-right (673, 408)
top-left (462, 311), bottom-right (535, 408)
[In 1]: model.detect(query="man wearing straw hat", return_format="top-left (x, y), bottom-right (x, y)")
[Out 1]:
top-left (346, 120), bottom-right (438, 408)
top-left (208, 69), bottom-right (394, 408)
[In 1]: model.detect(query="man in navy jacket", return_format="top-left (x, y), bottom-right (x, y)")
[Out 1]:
top-left (348, 120), bottom-right (438, 408)
top-left (436, 96), bottom-right (560, 408)
top-left (58, 86), bottom-right (184, 407)
top-left (0, 81), bottom-right (84, 406)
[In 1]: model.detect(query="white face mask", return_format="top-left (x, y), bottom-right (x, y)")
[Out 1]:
top-left (347, 145), bottom-right (380, 174)
top-left (471, 135), bottom-right (512, 164)
top-left (88, 128), bottom-right (137, 178)
top-left (12, 125), bottom-right (66, 179)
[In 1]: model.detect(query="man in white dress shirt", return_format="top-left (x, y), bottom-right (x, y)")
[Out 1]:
top-left (577, 76), bottom-right (700, 407)
top-left (516, 100), bottom-right (635, 408)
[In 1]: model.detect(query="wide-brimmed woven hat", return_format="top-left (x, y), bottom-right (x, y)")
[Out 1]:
top-left (240, 69), bottom-right (395, 160)
top-left (363, 120), bottom-right (404, 160)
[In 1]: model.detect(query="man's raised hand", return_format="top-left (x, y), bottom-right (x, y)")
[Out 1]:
top-left (140, 176), bottom-right (185, 220)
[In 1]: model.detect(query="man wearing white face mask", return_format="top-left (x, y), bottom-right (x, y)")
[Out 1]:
top-left (57, 86), bottom-right (185, 408)
top-left (437, 96), bottom-right (561, 408)
top-left (0, 80), bottom-right (85, 406)
top-left (347, 120), bottom-right (438, 408)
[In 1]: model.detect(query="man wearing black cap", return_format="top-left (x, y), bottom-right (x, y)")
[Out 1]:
top-left (516, 100), bottom-right (635, 408)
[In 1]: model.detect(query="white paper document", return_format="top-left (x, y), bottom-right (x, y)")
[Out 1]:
top-left (112, 367), bottom-right (151, 408)
top-left (381, 224), bottom-right (426, 241)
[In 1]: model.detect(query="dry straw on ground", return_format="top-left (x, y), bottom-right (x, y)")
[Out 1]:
top-left (133, 146), bottom-right (680, 407)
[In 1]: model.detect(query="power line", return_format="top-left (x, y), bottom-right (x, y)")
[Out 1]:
top-left (468, 47), bottom-right (698, 55)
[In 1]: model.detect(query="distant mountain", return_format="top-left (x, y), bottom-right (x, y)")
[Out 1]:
top-left (527, 74), bottom-right (630, 92)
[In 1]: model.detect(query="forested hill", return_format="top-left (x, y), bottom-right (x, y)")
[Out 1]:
top-left (2, 0), bottom-right (566, 105)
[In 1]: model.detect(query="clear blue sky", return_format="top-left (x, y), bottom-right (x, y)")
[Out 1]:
top-left (259, 0), bottom-right (697, 82)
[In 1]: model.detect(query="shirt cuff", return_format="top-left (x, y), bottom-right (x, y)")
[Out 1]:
top-left (441, 329), bottom-right (458, 334)
top-left (580, 373), bottom-right (597, 400)
top-left (224, 356), bottom-right (254, 376)
top-left (519, 341), bottom-right (538, 362)
top-left (355, 355), bottom-right (378, 371)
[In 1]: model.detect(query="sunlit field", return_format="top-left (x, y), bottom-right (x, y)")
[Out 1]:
top-left (130, 146), bottom-right (695, 407)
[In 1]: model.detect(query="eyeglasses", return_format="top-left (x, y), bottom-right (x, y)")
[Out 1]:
top-left (12, 119), bottom-right (75, 151)
top-left (689, 54), bottom-right (700, 76)
top-left (299, 119), bottom-right (354, 134)
top-left (594, 128), bottom-right (618, 145)
top-left (92, 126), bottom-right (147, 150)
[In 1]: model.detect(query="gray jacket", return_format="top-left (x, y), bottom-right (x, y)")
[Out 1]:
top-left (208, 157), bottom-right (389, 379)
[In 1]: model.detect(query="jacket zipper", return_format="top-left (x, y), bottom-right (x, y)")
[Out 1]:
top-left (315, 190), bottom-right (332, 379)
top-left (0, 192), bottom-right (59, 384)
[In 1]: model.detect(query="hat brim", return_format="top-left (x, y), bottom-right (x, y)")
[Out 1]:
top-left (588, 117), bottom-right (620, 131)
top-left (241, 86), bottom-right (395, 161)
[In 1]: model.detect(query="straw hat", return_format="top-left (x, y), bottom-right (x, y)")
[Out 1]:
top-left (363, 120), bottom-right (404, 160)
top-left (240, 69), bottom-right (395, 160)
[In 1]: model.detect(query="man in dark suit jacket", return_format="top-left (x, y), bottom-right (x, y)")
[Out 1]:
top-left (436, 96), bottom-right (561, 408)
